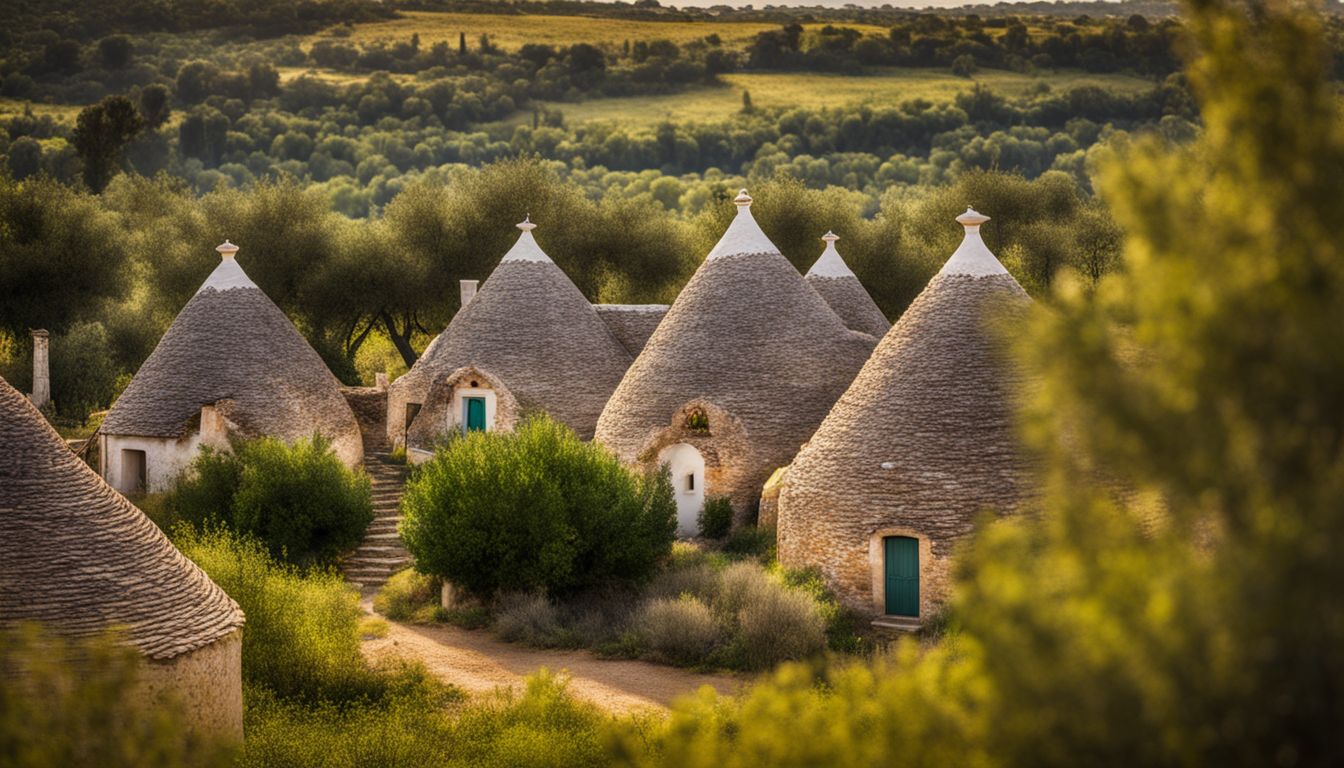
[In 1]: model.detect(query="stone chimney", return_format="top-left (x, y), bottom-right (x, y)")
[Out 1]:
top-left (30, 329), bottom-right (50, 410)
top-left (460, 279), bottom-right (479, 307)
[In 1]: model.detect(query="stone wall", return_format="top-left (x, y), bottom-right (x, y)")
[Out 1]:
top-left (138, 629), bottom-right (243, 743)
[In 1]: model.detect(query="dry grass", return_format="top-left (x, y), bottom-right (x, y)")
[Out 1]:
top-left (307, 11), bottom-right (887, 53)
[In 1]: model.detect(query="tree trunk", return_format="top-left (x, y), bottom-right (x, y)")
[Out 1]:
top-left (380, 310), bottom-right (419, 367)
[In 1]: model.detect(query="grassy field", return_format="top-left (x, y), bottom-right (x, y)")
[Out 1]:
top-left (0, 98), bottom-right (84, 124)
top-left (276, 67), bottom-right (417, 85)
top-left (308, 11), bottom-right (888, 52)
top-left (499, 68), bottom-right (1160, 128)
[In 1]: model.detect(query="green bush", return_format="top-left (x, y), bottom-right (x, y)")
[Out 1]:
top-left (168, 436), bottom-right (373, 567)
top-left (0, 625), bottom-right (234, 768)
top-left (697, 495), bottom-right (733, 539)
top-left (373, 569), bottom-right (440, 623)
top-left (400, 415), bottom-right (676, 598)
top-left (176, 528), bottom-right (408, 704)
top-left (721, 525), bottom-right (776, 560)
top-left (167, 446), bottom-right (240, 529)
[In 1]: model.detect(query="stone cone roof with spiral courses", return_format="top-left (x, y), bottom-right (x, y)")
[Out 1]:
top-left (0, 376), bottom-right (244, 660)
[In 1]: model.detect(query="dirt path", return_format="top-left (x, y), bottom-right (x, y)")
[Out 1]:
top-left (362, 619), bottom-right (743, 714)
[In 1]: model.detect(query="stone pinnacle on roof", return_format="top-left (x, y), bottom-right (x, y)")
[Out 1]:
top-left (806, 230), bottom-right (858, 279)
top-left (707, 188), bottom-right (776, 261)
top-left (940, 207), bottom-right (1009, 278)
top-left (500, 215), bottom-right (552, 264)
top-left (200, 240), bottom-right (256, 293)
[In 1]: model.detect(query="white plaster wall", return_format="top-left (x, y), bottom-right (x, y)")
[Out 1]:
top-left (659, 443), bottom-right (705, 537)
top-left (103, 433), bottom-right (204, 494)
top-left (447, 388), bottom-right (498, 434)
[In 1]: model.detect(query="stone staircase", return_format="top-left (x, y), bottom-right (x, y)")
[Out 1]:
top-left (344, 443), bottom-right (412, 590)
top-left (339, 385), bottom-right (412, 592)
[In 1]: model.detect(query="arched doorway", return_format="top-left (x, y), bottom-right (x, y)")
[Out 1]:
top-left (658, 443), bottom-right (705, 537)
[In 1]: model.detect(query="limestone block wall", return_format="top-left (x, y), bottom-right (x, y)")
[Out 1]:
top-left (137, 629), bottom-right (244, 743)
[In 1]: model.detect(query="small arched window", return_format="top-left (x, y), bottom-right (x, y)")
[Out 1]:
top-left (684, 407), bottom-right (709, 432)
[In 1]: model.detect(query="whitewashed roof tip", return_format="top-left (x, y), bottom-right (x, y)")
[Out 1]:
top-left (938, 208), bottom-right (1009, 278)
top-left (706, 188), bottom-right (779, 261)
top-left (500, 215), bottom-right (553, 263)
top-left (198, 241), bottom-right (257, 293)
top-left (806, 230), bottom-right (858, 279)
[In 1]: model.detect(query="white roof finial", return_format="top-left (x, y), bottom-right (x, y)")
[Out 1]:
top-left (500, 215), bottom-right (552, 263)
top-left (806, 229), bottom-right (855, 279)
top-left (956, 207), bottom-right (990, 230)
top-left (199, 240), bottom-right (256, 292)
top-left (733, 189), bottom-right (753, 208)
top-left (939, 208), bottom-right (1008, 278)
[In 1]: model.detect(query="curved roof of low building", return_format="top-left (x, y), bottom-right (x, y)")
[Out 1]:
top-left (101, 243), bottom-right (362, 459)
top-left (778, 209), bottom-right (1034, 555)
top-left (0, 377), bottom-right (244, 660)
top-left (593, 304), bottom-right (669, 357)
top-left (596, 191), bottom-right (875, 471)
top-left (804, 232), bottom-right (891, 339)
top-left (394, 219), bottom-right (633, 442)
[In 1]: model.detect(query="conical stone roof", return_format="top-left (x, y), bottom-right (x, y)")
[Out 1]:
top-left (595, 191), bottom-right (876, 501)
top-left (0, 377), bottom-right (244, 659)
top-left (776, 208), bottom-right (1034, 614)
top-left (805, 231), bottom-right (891, 339)
top-left (390, 219), bottom-right (633, 443)
top-left (101, 242), bottom-right (362, 463)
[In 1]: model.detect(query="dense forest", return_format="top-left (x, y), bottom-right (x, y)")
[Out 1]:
top-left (0, 2), bottom-right (1214, 212)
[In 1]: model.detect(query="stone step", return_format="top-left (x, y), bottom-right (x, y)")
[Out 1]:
top-left (353, 545), bottom-right (410, 556)
top-left (346, 559), bottom-right (412, 572)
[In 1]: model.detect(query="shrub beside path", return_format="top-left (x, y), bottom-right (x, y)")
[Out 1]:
top-left (361, 619), bottom-right (743, 714)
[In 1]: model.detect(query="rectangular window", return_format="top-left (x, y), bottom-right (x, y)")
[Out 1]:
top-left (686, 473), bottom-right (695, 492)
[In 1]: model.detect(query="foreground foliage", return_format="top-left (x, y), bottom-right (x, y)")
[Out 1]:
top-left (401, 415), bottom-right (677, 598)
top-left (168, 437), bottom-right (372, 568)
top-left (240, 671), bottom-right (611, 768)
top-left (0, 626), bottom-right (233, 768)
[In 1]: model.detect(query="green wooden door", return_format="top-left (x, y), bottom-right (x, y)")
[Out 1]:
top-left (465, 397), bottom-right (486, 432)
top-left (884, 536), bottom-right (919, 617)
